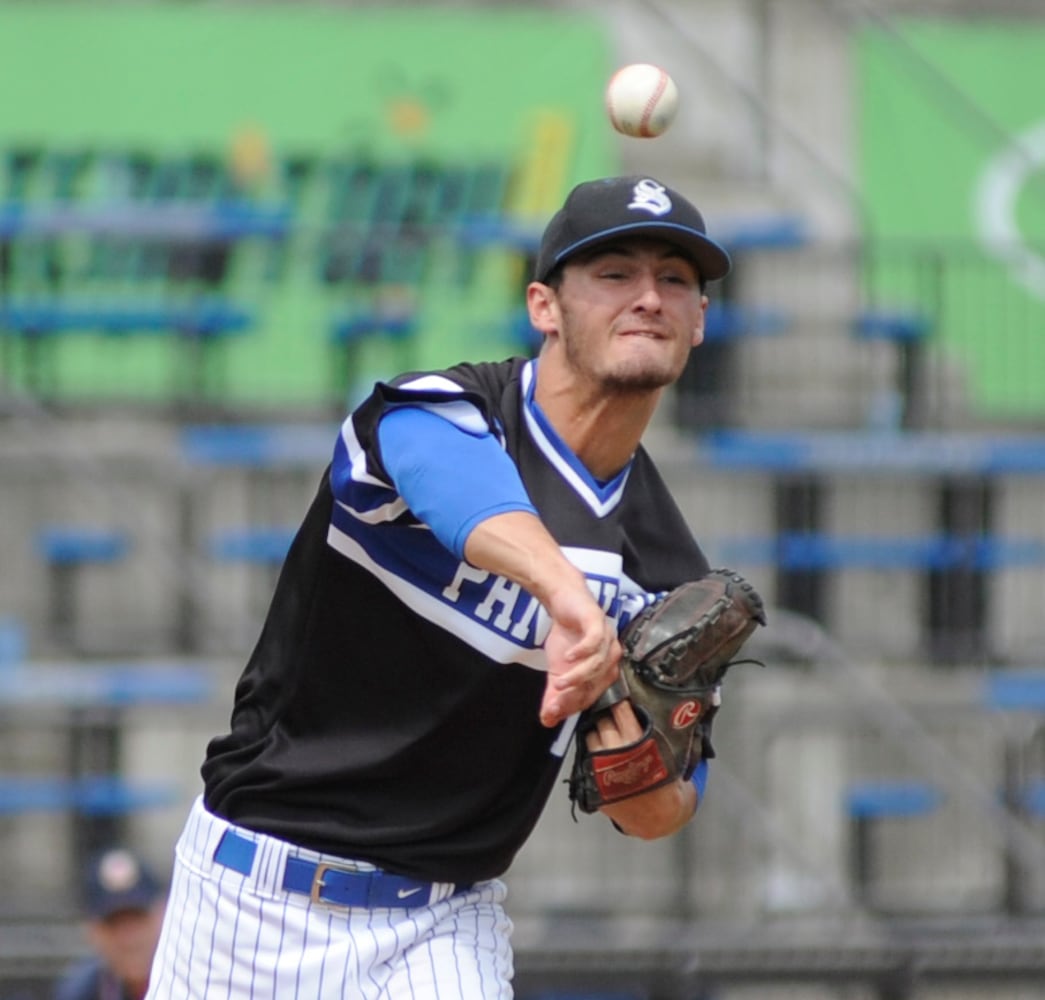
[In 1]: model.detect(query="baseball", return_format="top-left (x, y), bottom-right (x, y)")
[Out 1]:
top-left (605, 63), bottom-right (679, 139)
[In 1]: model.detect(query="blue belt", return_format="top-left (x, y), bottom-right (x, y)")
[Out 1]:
top-left (213, 828), bottom-right (469, 909)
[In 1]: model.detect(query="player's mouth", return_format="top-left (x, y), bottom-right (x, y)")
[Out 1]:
top-left (618, 327), bottom-right (668, 340)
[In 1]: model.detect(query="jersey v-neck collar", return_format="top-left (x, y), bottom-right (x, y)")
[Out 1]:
top-left (520, 359), bottom-right (632, 517)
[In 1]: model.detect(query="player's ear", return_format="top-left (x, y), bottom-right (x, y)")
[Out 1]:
top-left (526, 281), bottom-right (560, 336)
top-left (691, 295), bottom-right (709, 347)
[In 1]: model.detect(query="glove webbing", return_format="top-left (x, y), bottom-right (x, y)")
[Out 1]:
top-left (629, 592), bottom-right (734, 685)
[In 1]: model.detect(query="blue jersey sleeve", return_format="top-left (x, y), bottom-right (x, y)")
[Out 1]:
top-left (377, 404), bottom-right (538, 559)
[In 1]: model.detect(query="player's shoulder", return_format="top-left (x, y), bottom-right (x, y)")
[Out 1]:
top-left (380, 356), bottom-right (524, 403)
top-left (441, 356), bottom-right (527, 396)
top-left (53, 957), bottom-right (106, 1000)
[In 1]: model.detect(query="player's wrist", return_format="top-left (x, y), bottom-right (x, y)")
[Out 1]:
top-left (602, 775), bottom-right (696, 838)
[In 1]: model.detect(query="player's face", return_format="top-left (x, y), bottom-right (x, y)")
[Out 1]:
top-left (87, 905), bottom-right (165, 991)
top-left (539, 239), bottom-right (707, 392)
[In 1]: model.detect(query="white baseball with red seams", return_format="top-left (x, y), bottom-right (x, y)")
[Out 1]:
top-left (605, 63), bottom-right (679, 138)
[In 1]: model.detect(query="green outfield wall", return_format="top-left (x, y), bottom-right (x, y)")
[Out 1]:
top-left (859, 21), bottom-right (1045, 419)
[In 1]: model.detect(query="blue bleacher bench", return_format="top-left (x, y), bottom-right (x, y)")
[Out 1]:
top-left (0, 298), bottom-right (253, 338)
top-left (716, 214), bottom-right (808, 253)
top-left (180, 423), bottom-right (335, 469)
top-left (846, 780), bottom-right (943, 820)
top-left (983, 669), bottom-right (1045, 712)
top-left (717, 533), bottom-right (1045, 572)
top-left (0, 659), bottom-right (214, 708)
top-left (854, 309), bottom-right (932, 343)
top-left (696, 429), bottom-right (1045, 476)
top-left (703, 302), bottom-right (789, 342)
top-left (1013, 780), bottom-right (1045, 817)
top-left (330, 311), bottom-right (415, 345)
top-left (0, 200), bottom-right (291, 241)
top-left (34, 527), bottom-right (130, 566)
top-left (0, 775), bottom-right (179, 817)
top-left (208, 527), bottom-right (296, 565)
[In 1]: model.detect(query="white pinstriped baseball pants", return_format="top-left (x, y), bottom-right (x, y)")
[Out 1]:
top-left (145, 797), bottom-right (515, 999)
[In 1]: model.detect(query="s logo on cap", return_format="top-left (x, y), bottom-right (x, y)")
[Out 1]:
top-left (627, 179), bottom-right (672, 217)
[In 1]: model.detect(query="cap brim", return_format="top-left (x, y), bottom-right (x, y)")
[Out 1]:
top-left (546, 222), bottom-right (732, 283)
top-left (90, 888), bottom-right (158, 919)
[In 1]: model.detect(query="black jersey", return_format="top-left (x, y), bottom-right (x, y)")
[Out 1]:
top-left (203, 357), bottom-right (709, 884)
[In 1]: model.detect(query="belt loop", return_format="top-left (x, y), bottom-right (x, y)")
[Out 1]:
top-left (429, 881), bottom-right (456, 904)
top-left (214, 829), bottom-right (258, 877)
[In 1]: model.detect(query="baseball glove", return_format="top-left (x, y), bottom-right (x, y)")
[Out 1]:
top-left (568, 568), bottom-right (766, 814)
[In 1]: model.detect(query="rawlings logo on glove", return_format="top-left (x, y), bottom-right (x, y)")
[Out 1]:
top-left (568, 568), bottom-right (766, 814)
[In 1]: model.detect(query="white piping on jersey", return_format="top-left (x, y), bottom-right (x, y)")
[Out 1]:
top-left (339, 414), bottom-right (388, 488)
top-left (562, 544), bottom-right (623, 580)
top-left (327, 520), bottom-right (549, 670)
top-left (396, 375), bottom-right (497, 437)
top-left (334, 496), bottom-right (409, 525)
top-left (398, 372), bottom-right (468, 394)
top-left (520, 361), bottom-right (631, 517)
top-left (549, 713), bottom-right (579, 758)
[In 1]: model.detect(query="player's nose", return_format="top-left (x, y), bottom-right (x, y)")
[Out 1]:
top-left (631, 273), bottom-right (663, 312)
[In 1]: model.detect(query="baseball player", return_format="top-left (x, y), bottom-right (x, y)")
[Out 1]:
top-left (145, 175), bottom-right (732, 999)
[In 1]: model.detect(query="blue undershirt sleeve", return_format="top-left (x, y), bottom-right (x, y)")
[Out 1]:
top-left (691, 759), bottom-right (709, 803)
top-left (377, 404), bottom-right (538, 559)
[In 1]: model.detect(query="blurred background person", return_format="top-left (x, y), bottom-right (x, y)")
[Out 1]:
top-left (54, 847), bottom-right (166, 1000)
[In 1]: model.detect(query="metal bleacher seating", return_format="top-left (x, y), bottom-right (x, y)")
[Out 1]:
top-left (177, 421), bottom-right (331, 649)
top-left (672, 214), bottom-right (807, 429)
top-left (0, 651), bottom-right (214, 894)
top-left (844, 778), bottom-right (944, 908)
top-left (697, 429), bottom-right (1045, 663)
top-left (319, 157), bottom-right (515, 403)
top-left (33, 525), bottom-right (131, 655)
top-left (0, 145), bottom-right (286, 408)
top-left (853, 307), bottom-right (934, 430)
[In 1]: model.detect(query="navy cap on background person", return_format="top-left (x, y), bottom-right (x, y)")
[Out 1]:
top-left (82, 847), bottom-right (162, 920)
top-left (534, 175), bottom-right (732, 285)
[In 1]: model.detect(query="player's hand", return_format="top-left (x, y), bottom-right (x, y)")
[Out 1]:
top-left (539, 585), bottom-right (620, 728)
top-left (586, 701), bottom-right (697, 836)
top-left (458, 510), bottom-right (619, 727)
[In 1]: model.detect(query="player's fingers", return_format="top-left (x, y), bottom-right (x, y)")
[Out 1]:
top-left (585, 711), bottom-right (622, 751)
top-left (551, 628), bottom-right (620, 691)
top-left (608, 700), bottom-right (645, 742)
top-left (540, 663), bottom-right (620, 727)
top-left (540, 682), bottom-right (594, 727)
top-left (540, 618), bottom-right (620, 726)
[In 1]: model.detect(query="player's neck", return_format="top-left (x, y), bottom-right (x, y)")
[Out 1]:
top-left (534, 377), bottom-right (660, 480)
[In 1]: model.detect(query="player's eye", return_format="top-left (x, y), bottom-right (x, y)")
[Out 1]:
top-left (660, 269), bottom-right (697, 288)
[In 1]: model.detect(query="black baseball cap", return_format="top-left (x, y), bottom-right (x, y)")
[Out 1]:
top-left (533, 175), bottom-right (731, 284)
top-left (82, 847), bottom-right (162, 919)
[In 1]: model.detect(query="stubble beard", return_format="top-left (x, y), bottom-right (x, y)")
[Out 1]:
top-left (561, 327), bottom-right (681, 395)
